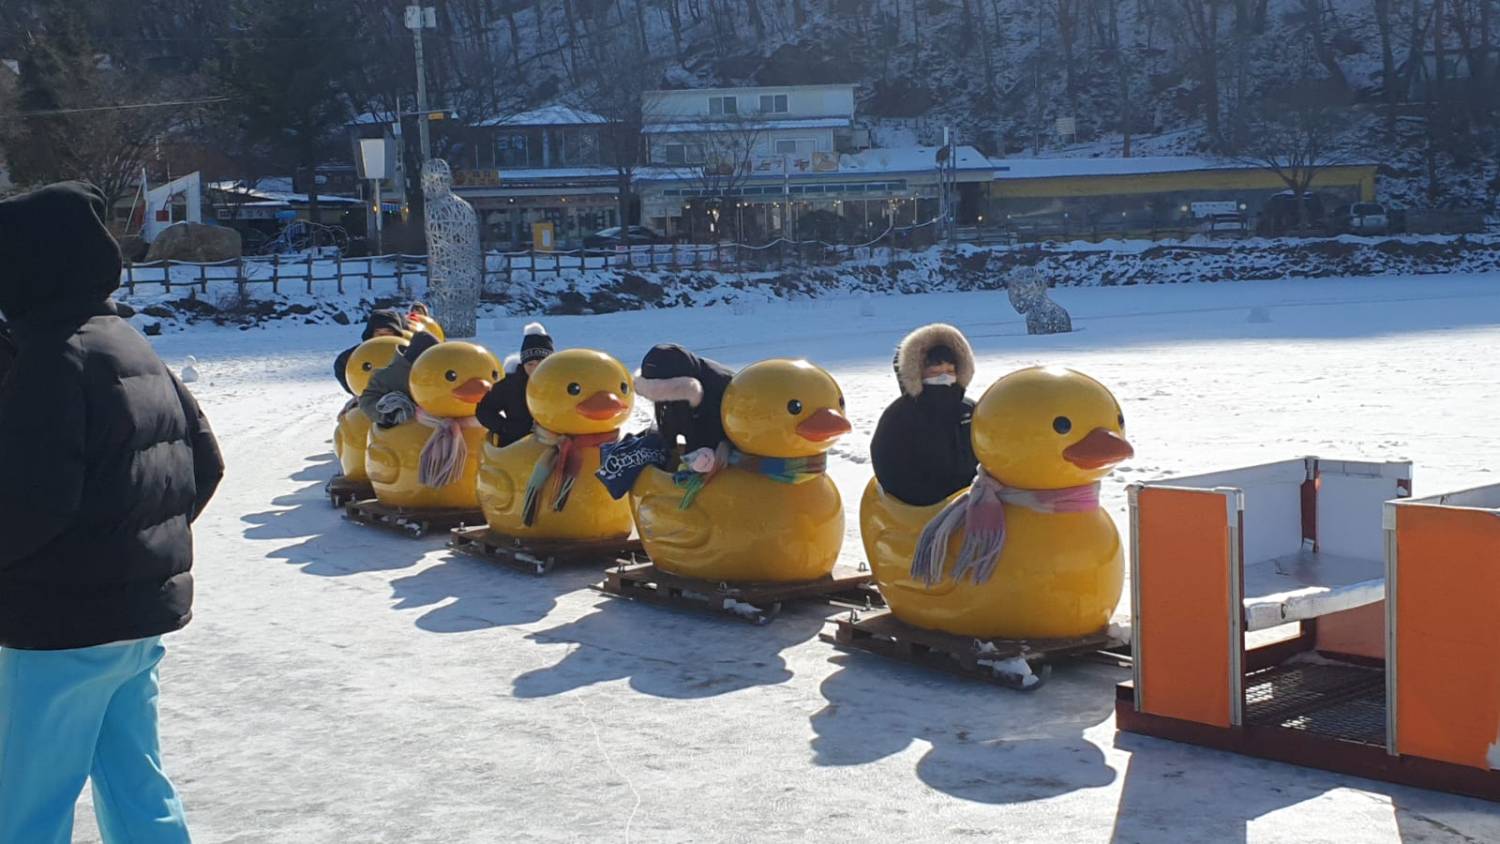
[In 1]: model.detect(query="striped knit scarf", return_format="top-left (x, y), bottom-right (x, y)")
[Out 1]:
top-left (674, 447), bottom-right (827, 509)
top-left (523, 425), bottom-right (620, 526)
top-left (416, 409), bottom-right (482, 489)
top-left (910, 469), bottom-right (1101, 587)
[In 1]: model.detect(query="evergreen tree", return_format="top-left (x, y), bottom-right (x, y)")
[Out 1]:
top-left (0, 6), bottom-right (175, 210)
top-left (220, 0), bottom-right (362, 225)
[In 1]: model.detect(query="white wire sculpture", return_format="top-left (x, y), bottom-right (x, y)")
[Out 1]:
top-left (1007, 265), bottom-right (1073, 335)
top-left (422, 159), bottom-right (481, 338)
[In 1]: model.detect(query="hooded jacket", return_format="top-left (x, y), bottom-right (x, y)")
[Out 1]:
top-left (476, 354), bottom-right (535, 446)
top-left (0, 182), bottom-right (225, 650)
top-left (334, 308), bottom-right (407, 394)
top-left (0, 318), bottom-right (15, 383)
top-left (635, 344), bottom-right (734, 454)
top-left (869, 323), bottom-right (978, 507)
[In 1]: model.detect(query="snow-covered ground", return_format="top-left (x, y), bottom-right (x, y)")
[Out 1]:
top-left (73, 272), bottom-right (1500, 842)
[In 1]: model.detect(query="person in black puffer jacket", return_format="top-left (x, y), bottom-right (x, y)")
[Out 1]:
top-left (0, 317), bottom-right (15, 384)
top-left (0, 182), bottom-right (224, 842)
top-left (333, 307), bottom-right (406, 393)
top-left (870, 323), bottom-right (978, 506)
top-left (476, 321), bottom-right (553, 445)
top-left (634, 343), bottom-right (735, 471)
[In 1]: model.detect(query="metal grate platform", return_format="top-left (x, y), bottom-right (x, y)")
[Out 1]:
top-left (1244, 663), bottom-right (1387, 746)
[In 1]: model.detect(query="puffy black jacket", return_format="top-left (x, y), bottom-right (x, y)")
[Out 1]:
top-left (477, 362), bottom-right (534, 445)
top-left (870, 386), bottom-right (977, 506)
top-left (636, 344), bottom-right (734, 454)
top-left (0, 318), bottom-right (15, 383)
top-left (0, 182), bottom-right (225, 650)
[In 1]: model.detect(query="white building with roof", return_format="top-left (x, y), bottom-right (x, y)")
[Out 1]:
top-left (636, 84), bottom-right (990, 241)
top-left (448, 104), bottom-right (625, 250)
top-left (642, 84), bottom-right (862, 168)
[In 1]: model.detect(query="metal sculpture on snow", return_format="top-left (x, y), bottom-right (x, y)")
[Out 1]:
top-left (422, 158), bottom-right (481, 338)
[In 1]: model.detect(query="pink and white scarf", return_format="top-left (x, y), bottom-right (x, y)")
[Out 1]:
top-left (910, 468), bottom-right (1101, 587)
top-left (416, 408), bottom-right (482, 489)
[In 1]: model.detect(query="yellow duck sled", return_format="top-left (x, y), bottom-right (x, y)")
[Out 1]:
top-left (333, 336), bottom-right (407, 483)
top-left (862, 366), bottom-right (1133, 639)
top-left (477, 349), bottom-right (635, 541)
top-left (366, 342), bottom-right (498, 510)
top-left (631, 359), bottom-right (852, 583)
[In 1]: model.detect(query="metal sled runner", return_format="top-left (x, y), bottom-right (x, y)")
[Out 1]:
top-left (343, 499), bottom-right (484, 538)
top-left (598, 561), bottom-right (880, 625)
top-left (325, 475), bottom-right (374, 509)
top-left (448, 527), bottom-right (646, 576)
top-left (823, 608), bottom-right (1124, 691)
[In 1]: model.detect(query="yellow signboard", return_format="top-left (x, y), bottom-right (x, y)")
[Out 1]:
top-left (532, 222), bottom-right (555, 252)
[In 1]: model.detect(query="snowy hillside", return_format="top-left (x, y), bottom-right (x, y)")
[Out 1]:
top-left (458, 0), bottom-right (1497, 208)
top-left (62, 270), bottom-right (1500, 842)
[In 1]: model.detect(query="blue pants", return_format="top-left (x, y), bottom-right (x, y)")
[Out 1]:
top-left (0, 637), bottom-right (190, 844)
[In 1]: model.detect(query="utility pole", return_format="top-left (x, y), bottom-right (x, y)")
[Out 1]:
top-left (405, 6), bottom-right (437, 163)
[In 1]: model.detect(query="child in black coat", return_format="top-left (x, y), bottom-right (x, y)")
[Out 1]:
top-left (476, 322), bottom-right (554, 445)
top-left (870, 323), bottom-right (979, 506)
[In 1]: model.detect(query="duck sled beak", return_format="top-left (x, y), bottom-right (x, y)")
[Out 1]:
top-left (1063, 427), bottom-right (1134, 469)
top-left (796, 408), bottom-right (852, 442)
top-left (451, 378), bottom-right (493, 404)
top-left (577, 391), bottom-right (627, 420)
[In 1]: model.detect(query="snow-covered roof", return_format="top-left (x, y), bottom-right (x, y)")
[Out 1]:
top-left (992, 156), bottom-right (1376, 180)
top-left (634, 145), bottom-right (991, 184)
top-left (645, 117), bottom-right (851, 135)
top-left (840, 145), bottom-right (992, 174)
top-left (475, 105), bottom-right (607, 128)
top-left (208, 179), bottom-right (362, 206)
top-left (1, 59), bottom-right (18, 76)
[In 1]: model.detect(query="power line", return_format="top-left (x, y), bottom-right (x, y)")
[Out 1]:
top-left (15, 95), bottom-right (231, 118)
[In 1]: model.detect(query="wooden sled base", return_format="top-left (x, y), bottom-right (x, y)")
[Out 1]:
top-left (343, 499), bottom-right (484, 538)
top-left (449, 527), bottom-right (645, 575)
top-left (821, 609), bottom-right (1124, 690)
top-left (1115, 676), bottom-right (1500, 803)
top-left (597, 562), bottom-right (880, 625)
top-left (325, 475), bottom-right (374, 508)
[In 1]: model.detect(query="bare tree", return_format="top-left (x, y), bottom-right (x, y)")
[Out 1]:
top-left (0, 20), bottom-right (192, 212)
top-left (657, 116), bottom-right (766, 242)
top-left (1177, 0), bottom-right (1227, 147)
top-left (1239, 85), bottom-right (1357, 234)
top-left (1053, 0), bottom-right (1080, 105)
top-left (573, 28), bottom-right (660, 234)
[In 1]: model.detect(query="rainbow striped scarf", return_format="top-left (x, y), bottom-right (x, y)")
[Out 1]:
top-left (674, 447), bottom-right (827, 509)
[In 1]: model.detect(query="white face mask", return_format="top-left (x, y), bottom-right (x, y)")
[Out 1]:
top-left (923, 373), bottom-right (957, 386)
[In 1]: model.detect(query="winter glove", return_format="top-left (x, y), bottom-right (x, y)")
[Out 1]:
top-left (375, 392), bottom-right (418, 428)
top-left (684, 445), bottom-right (725, 474)
top-left (402, 331), bottom-right (439, 363)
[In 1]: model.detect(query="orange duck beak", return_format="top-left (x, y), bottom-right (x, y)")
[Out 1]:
top-left (576, 391), bottom-right (627, 420)
top-left (796, 408), bottom-right (852, 442)
top-left (451, 378), bottom-right (492, 404)
top-left (1063, 427), bottom-right (1134, 469)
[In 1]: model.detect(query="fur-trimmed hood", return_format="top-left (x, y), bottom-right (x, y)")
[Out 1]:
top-left (892, 323), bottom-right (975, 397)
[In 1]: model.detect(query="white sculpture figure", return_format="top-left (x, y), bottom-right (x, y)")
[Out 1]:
top-left (1007, 266), bottom-right (1072, 335)
top-left (422, 158), bottom-right (481, 338)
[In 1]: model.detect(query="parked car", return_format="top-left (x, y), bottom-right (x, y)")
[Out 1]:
top-left (1331, 202), bottom-right (1390, 236)
top-left (1256, 192), bottom-right (1329, 237)
top-left (582, 225), bottom-right (666, 249)
top-left (1196, 212), bottom-right (1248, 238)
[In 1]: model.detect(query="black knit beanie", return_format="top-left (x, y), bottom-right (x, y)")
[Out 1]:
top-left (520, 321), bottom-right (554, 364)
